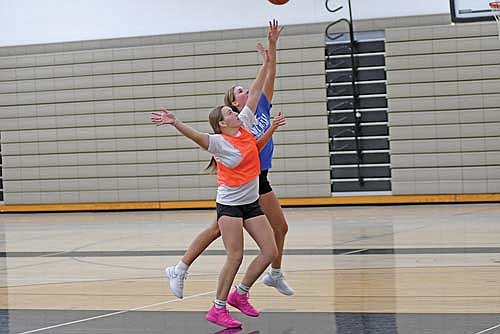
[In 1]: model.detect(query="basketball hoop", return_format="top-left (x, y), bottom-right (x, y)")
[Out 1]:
top-left (489, 1), bottom-right (500, 39)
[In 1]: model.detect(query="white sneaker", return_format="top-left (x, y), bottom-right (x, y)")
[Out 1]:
top-left (262, 270), bottom-right (294, 296)
top-left (165, 265), bottom-right (188, 299)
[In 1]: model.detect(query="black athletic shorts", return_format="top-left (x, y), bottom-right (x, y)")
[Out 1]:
top-left (258, 170), bottom-right (273, 195)
top-left (216, 199), bottom-right (264, 221)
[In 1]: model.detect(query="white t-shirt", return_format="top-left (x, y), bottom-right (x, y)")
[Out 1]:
top-left (206, 106), bottom-right (259, 205)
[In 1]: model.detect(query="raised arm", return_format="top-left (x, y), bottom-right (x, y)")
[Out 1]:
top-left (262, 19), bottom-right (283, 103)
top-left (256, 112), bottom-right (286, 151)
top-left (151, 108), bottom-right (209, 150)
top-left (245, 43), bottom-right (270, 113)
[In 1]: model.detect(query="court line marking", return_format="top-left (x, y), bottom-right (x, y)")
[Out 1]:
top-left (339, 248), bottom-right (369, 255)
top-left (16, 290), bottom-right (216, 334)
top-left (474, 323), bottom-right (500, 334)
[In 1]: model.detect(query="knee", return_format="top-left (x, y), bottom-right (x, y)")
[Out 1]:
top-left (209, 224), bottom-right (221, 239)
top-left (273, 220), bottom-right (288, 237)
top-left (281, 221), bottom-right (289, 236)
top-left (263, 245), bottom-right (278, 263)
top-left (226, 250), bottom-right (243, 265)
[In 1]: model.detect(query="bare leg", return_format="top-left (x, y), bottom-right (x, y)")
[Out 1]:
top-left (240, 215), bottom-right (278, 287)
top-left (226, 215), bottom-right (277, 318)
top-left (182, 217), bottom-right (220, 266)
top-left (259, 191), bottom-right (288, 269)
top-left (216, 216), bottom-right (244, 300)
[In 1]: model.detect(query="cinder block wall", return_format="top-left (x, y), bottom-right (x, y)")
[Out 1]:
top-left (0, 23), bottom-right (331, 204)
top-left (386, 22), bottom-right (500, 194)
top-left (4, 13), bottom-right (493, 205)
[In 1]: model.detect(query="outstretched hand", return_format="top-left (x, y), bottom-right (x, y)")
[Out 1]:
top-left (271, 112), bottom-right (286, 129)
top-left (256, 42), bottom-right (269, 64)
top-left (151, 108), bottom-right (177, 126)
top-left (268, 19), bottom-right (283, 43)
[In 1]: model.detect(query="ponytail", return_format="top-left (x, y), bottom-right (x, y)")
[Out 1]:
top-left (205, 156), bottom-right (217, 173)
top-left (205, 105), bottom-right (225, 174)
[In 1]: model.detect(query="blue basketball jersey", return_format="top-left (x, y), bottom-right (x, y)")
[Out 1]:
top-left (251, 93), bottom-right (273, 171)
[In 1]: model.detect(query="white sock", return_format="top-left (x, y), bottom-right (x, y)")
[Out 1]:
top-left (214, 299), bottom-right (226, 309)
top-left (270, 268), bottom-right (282, 277)
top-left (176, 260), bottom-right (188, 272)
top-left (236, 283), bottom-right (250, 295)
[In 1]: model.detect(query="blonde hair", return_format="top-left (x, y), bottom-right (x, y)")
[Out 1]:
top-left (205, 105), bottom-right (241, 173)
top-left (205, 106), bottom-right (225, 173)
top-left (224, 85), bottom-right (236, 107)
top-left (208, 105), bottom-right (224, 135)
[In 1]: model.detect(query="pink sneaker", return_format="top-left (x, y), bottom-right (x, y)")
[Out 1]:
top-left (205, 305), bottom-right (242, 329)
top-left (227, 290), bottom-right (260, 317)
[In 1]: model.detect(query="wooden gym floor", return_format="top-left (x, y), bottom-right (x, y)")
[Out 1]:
top-left (1, 203), bottom-right (500, 333)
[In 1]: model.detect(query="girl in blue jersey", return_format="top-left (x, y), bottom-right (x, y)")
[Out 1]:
top-left (164, 19), bottom-right (294, 301)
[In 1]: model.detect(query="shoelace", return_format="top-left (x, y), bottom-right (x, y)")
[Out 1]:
top-left (215, 307), bottom-right (231, 322)
top-left (275, 272), bottom-right (285, 280)
top-left (272, 272), bottom-right (292, 290)
top-left (270, 271), bottom-right (285, 282)
top-left (218, 307), bottom-right (234, 323)
top-left (172, 270), bottom-right (188, 286)
top-left (239, 293), bottom-right (252, 306)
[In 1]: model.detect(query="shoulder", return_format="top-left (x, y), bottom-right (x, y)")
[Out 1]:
top-left (208, 133), bottom-right (224, 149)
top-left (241, 105), bottom-right (254, 115)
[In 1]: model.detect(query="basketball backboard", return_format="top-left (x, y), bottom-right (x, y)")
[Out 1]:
top-left (450, 0), bottom-right (496, 22)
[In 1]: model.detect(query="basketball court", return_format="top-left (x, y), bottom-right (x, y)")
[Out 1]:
top-left (0, 203), bottom-right (499, 333)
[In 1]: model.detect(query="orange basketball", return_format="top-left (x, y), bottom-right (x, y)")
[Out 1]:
top-left (268, 0), bottom-right (289, 5)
